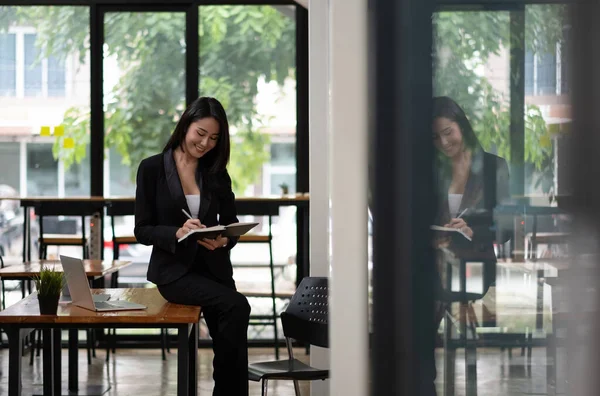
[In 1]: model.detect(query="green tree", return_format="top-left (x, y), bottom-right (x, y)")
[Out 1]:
top-left (0, 5), bottom-right (295, 195)
top-left (433, 5), bottom-right (567, 198)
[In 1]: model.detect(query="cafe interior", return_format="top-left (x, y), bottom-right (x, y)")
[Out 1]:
top-left (1, 0), bottom-right (600, 395)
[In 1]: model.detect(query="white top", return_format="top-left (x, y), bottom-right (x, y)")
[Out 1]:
top-left (448, 194), bottom-right (463, 217)
top-left (185, 195), bottom-right (201, 219)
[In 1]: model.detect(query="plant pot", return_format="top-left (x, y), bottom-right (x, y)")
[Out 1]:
top-left (38, 294), bottom-right (60, 315)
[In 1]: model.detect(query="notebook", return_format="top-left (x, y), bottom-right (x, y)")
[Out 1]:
top-left (177, 222), bottom-right (259, 243)
top-left (430, 225), bottom-right (472, 242)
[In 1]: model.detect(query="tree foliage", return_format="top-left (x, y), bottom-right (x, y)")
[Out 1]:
top-left (433, 5), bottom-right (567, 197)
top-left (0, 5), bottom-right (295, 195)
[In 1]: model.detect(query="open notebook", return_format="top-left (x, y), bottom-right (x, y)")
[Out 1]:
top-left (430, 225), bottom-right (472, 242)
top-left (177, 222), bottom-right (259, 243)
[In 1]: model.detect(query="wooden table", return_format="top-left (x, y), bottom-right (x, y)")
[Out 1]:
top-left (0, 288), bottom-right (201, 396)
top-left (0, 259), bottom-right (131, 280)
top-left (0, 260), bottom-right (132, 301)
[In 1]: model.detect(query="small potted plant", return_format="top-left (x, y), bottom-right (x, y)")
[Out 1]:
top-left (33, 266), bottom-right (65, 315)
top-left (279, 183), bottom-right (289, 196)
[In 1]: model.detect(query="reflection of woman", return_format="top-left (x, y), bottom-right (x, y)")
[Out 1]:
top-left (134, 97), bottom-right (250, 395)
top-left (432, 96), bottom-right (510, 298)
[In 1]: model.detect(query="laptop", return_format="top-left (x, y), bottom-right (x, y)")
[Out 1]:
top-left (60, 255), bottom-right (147, 312)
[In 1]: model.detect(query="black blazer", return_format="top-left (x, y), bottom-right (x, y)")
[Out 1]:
top-left (134, 149), bottom-right (239, 286)
top-left (436, 149), bottom-right (510, 292)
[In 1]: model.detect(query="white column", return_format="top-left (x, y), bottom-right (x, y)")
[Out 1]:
top-left (329, 0), bottom-right (368, 395)
top-left (308, 0), bottom-right (330, 395)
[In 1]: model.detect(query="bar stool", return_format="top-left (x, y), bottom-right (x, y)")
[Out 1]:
top-left (105, 199), bottom-right (170, 360)
top-left (31, 200), bottom-right (103, 364)
top-left (234, 201), bottom-right (281, 359)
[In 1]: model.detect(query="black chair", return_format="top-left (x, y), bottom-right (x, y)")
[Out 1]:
top-left (35, 200), bottom-right (100, 261)
top-left (248, 276), bottom-right (329, 396)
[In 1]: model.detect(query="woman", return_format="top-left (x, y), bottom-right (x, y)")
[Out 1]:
top-left (432, 96), bottom-right (510, 303)
top-left (134, 96), bottom-right (250, 396)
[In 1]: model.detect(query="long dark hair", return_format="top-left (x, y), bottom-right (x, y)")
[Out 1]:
top-left (432, 96), bottom-right (480, 152)
top-left (432, 96), bottom-right (482, 184)
top-left (163, 96), bottom-right (230, 174)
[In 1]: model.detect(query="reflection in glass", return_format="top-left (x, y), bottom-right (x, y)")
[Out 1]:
top-left (432, 6), bottom-right (571, 395)
top-left (199, 6), bottom-right (297, 341)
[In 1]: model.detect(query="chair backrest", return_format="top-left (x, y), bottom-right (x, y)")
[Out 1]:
top-left (35, 201), bottom-right (103, 239)
top-left (34, 201), bottom-right (102, 217)
top-left (105, 200), bottom-right (135, 217)
top-left (106, 200), bottom-right (135, 238)
top-left (281, 276), bottom-right (328, 348)
top-left (235, 201), bottom-right (279, 217)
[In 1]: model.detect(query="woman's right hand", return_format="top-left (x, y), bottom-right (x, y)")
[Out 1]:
top-left (176, 219), bottom-right (205, 239)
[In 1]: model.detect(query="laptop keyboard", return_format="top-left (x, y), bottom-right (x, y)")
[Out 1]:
top-left (94, 301), bottom-right (115, 309)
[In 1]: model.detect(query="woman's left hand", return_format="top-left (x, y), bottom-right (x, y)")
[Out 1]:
top-left (444, 218), bottom-right (474, 239)
top-left (198, 236), bottom-right (229, 250)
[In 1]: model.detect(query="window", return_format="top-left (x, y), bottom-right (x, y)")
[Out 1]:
top-left (0, 30), bottom-right (67, 98)
top-left (24, 33), bottom-right (42, 97)
top-left (27, 143), bottom-right (58, 196)
top-left (0, 33), bottom-right (16, 96)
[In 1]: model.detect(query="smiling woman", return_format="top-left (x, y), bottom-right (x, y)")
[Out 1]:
top-left (135, 96), bottom-right (250, 395)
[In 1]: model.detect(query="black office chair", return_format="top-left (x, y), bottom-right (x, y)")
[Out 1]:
top-left (248, 276), bottom-right (329, 396)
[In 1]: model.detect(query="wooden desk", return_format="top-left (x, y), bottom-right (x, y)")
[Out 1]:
top-left (0, 288), bottom-right (201, 396)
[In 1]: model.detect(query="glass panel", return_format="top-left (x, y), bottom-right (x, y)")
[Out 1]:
top-left (0, 6), bottom-right (90, 268)
top-left (27, 142), bottom-right (58, 196)
top-left (432, 5), bottom-right (570, 394)
top-left (47, 55), bottom-right (66, 97)
top-left (24, 33), bottom-right (42, 97)
top-left (102, 11), bottom-right (186, 309)
top-left (103, 11), bottom-right (186, 198)
top-left (0, 33), bottom-right (16, 96)
top-left (199, 5), bottom-right (297, 340)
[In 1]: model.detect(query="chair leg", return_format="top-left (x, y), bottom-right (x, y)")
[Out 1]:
top-left (1, 280), bottom-right (5, 310)
top-left (36, 329), bottom-right (42, 357)
top-left (268, 239), bottom-right (279, 359)
top-left (293, 380), bottom-right (301, 396)
top-left (29, 330), bottom-right (37, 365)
top-left (165, 328), bottom-right (170, 353)
top-left (161, 328), bottom-right (167, 361)
top-left (105, 329), bottom-right (111, 362)
top-left (262, 379), bottom-right (269, 396)
top-left (87, 330), bottom-right (92, 365)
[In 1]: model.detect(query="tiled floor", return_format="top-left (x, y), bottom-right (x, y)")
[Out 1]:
top-left (0, 347), bottom-right (312, 396)
top-left (0, 344), bottom-right (565, 395)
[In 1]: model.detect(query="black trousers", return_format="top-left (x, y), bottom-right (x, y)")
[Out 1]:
top-left (158, 263), bottom-right (250, 396)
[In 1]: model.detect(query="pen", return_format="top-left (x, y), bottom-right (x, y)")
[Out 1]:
top-left (456, 208), bottom-right (468, 219)
top-left (182, 208), bottom-right (194, 220)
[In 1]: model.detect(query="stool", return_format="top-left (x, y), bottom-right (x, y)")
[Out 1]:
top-left (234, 201), bottom-right (281, 359)
top-left (105, 199), bottom-right (169, 361)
